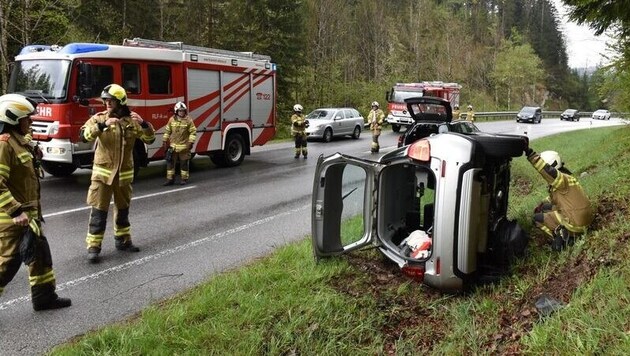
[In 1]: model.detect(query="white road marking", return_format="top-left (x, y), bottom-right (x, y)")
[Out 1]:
top-left (43, 186), bottom-right (198, 218)
top-left (0, 204), bottom-right (309, 310)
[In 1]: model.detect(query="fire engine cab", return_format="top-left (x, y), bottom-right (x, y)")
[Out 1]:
top-left (385, 82), bottom-right (461, 132)
top-left (8, 38), bottom-right (276, 177)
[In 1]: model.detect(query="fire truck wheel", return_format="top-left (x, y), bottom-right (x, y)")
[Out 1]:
top-left (41, 161), bottom-right (77, 177)
top-left (391, 124), bottom-right (401, 133)
top-left (212, 133), bottom-right (246, 167)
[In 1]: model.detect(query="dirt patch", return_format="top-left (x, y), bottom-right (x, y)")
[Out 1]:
top-left (591, 194), bottom-right (630, 230)
top-left (511, 176), bottom-right (533, 196)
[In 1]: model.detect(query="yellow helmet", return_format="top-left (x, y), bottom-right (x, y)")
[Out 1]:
top-left (0, 94), bottom-right (37, 126)
top-left (101, 84), bottom-right (127, 105)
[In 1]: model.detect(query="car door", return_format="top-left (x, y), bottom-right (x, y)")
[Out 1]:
top-left (311, 153), bottom-right (383, 259)
top-left (330, 110), bottom-right (345, 136)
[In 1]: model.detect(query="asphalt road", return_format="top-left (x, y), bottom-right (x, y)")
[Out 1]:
top-left (0, 117), bottom-right (625, 355)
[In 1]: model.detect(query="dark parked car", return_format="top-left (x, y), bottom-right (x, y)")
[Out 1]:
top-left (312, 97), bottom-right (529, 292)
top-left (516, 106), bottom-right (542, 124)
top-left (397, 96), bottom-right (480, 147)
top-left (560, 109), bottom-right (580, 121)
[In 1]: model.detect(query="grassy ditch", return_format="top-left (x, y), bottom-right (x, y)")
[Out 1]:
top-left (52, 126), bottom-right (630, 355)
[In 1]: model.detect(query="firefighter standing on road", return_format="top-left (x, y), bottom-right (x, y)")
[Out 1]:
top-left (162, 101), bottom-right (197, 185)
top-left (291, 104), bottom-right (308, 159)
top-left (368, 101), bottom-right (385, 153)
top-left (466, 105), bottom-right (475, 122)
top-left (80, 84), bottom-right (155, 263)
top-left (0, 94), bottom-right (71, 311)
top-left (452, 105), bottom-right (461, 121)
top-left (525, 148), bottom-right (593, 251)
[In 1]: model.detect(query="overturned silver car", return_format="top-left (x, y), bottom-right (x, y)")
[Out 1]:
top-left (311, 97), bottom-right (529, 292)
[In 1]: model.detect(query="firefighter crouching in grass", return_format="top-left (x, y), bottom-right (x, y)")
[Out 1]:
top-left (0, 94), bottom-right (71, 311)
top-left (368, 101), bottom-right (384, 153)
top-left (291, 104), bottom-right (308, 159)
top-left (80, 84), bottom-right (155, 263)
top-left (162, 101), bottom-right (197, 186)
top-left (525, 147), bottom-right (593, 251)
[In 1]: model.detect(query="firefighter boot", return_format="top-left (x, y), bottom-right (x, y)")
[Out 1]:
top-left (87, 246), bottom-right (101, 263)
top-left (115, 238), bottom-right (140, 252)
top-left (551, 226), bottom-right (573, 252)
top-left (163, 179), bottom-right (174, 186)
top-left (32, 284), bottom-right (72, 311)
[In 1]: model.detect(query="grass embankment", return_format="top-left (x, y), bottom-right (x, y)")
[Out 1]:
top-left (52, 126), bottom-right (630, 355)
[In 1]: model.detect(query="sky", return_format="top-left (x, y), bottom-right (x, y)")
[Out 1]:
top-left (552, 0), bottom-right (613, 68)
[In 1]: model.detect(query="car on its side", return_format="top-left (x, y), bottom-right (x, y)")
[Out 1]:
top-left (305, 108), bottom-right (364, 142)
top-left (397, 96), bottom-right (480, 147)
top-left (516, 106), bottom-right (542, 124)
top-left (592, 109), bottom-right (611, 120)
top-left (560, 109), bottom-right (580, 121)
top-left (311, 97), bottom-right (529, 292)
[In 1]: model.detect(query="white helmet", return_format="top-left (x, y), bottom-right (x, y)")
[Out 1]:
top-left (0, 94), bottom-right (37, 126)
top-left (467, 105), bottom-right (473, 110)
top-left (540, 151), bottom-right (563, 169)
top-left (293, 104), bottom-right (303, 112)
top-left (371, 101), bottom-right (379, 107)
top-left (174, 101), bottom-right (187, 111)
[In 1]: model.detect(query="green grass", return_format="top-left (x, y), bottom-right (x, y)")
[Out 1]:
top-left (52, 126), bottom-right (630, 355)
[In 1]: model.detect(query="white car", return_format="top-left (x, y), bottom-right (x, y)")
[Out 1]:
top-left (311, 98), bottom-right (530, 292)
top-left (305, 108), bottom-right (364, 142)
top-left (592, 109), bottom-right (611, 120)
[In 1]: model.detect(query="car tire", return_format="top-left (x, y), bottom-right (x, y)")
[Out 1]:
top-left (468, 133), bottom-right (527, 158)
top-left (323, 128), bottom-right (333, 143)
top-left (487, 218), bottom-right (529, 266)
top-left (351, 126), bottom-right (361, 139)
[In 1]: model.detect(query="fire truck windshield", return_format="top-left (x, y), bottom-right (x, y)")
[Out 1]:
top-left (389, 88), bottom-right (424, 102)
top-left (9, 60), bottom-right (71, 100)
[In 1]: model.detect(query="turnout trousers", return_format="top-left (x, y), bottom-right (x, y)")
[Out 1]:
top-left (85, 175), bottom-right (133, 251)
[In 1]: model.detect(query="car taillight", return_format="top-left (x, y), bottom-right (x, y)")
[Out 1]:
top-left (408, 139), bottom-right (430, 161)
top-left (401, 265), bottom-right (425, 282)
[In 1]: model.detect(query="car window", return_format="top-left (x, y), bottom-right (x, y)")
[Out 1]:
top-left (343, 109), bottom-right (355, 118)
top-left (450, 122), bottom-right (478, 134)
top-left (334, 111), bottom-right (344, 120)
top-left (307, 110), bottom-right (330, 119)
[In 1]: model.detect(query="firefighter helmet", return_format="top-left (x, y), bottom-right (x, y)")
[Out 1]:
top-left (101, 84), bottom-right (127, 105)
top-left (174, 101), bottom-right (187, 112)
top-left (293, 104), bottom-right (303, 112)
top-left (453, 104), bottom-right (459, 109)
top-left (540, 151), bottom-right (563, 169)
top-left (467, 105), bottom-right (473, 110)
top-left (0, 94), bottom-right (37, 126)
top-left (371, 101), bottom-right (379, 107)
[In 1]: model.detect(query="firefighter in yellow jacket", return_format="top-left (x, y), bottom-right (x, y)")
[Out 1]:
top-left (162, 101), bottom-right (197, 185)
top-left (80, 84), bottom-right (155, 263)
top-left (465, 105), bottom-right (475, 122)
top-left (368, 101), bottom-right (385, 153)
top-left (525, 148), bottom-right (593, 251)
top-left (0, 94), bottom-right (71, 310)
top-left (291, 104), bottom-right (308, 159)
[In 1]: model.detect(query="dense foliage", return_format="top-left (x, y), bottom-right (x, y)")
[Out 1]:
top-left (1, 0), bottom-right (625, 124)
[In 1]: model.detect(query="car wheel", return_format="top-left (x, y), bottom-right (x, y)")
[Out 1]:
top-left (468, 133), bottom-right (527, 158)
top-left (487, 218), bottom-right (528, 266)
top-left (323, 128), bottom-right (333, 143)
top-left (351, 126), bottom-right (361, 139)
top-left (391, 124), bottom-right (401, 133)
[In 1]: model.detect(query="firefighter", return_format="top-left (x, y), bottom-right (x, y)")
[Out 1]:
top-left (466, 104), bottom-right (475, 122)
top-left (525, 148), bottom-right (593, 251)
top-left (0, 94), bottom-right (71, 311)
top-left (452, 104), bottom-right (461, 121)
top-left (162, 101), bottom-right (197, 185)
top-left (291, 104), bottom-right (308, 159)
top-left (368, 101), bottom-right (385, 153)
top-left (80, 84), bottom-right (155, 263)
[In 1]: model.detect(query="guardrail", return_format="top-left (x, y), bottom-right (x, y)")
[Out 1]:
top-left (464, 111), bottom-right (630, 122)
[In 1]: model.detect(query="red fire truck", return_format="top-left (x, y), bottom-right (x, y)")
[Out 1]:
top-left (8, 38), bottom-right (276, 177)
top-left (385, 82), bottom-right (461, 132)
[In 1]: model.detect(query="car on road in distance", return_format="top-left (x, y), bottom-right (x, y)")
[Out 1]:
top-left (560, 109), bottom-right (580, 121)
top-left (516, 106), bottom-right (542, 123)
top-left (311, 97), bottom-right (530, 292)
top-left (592, 109), bottom-right (611, 120)
top-left (397, 96), bottom-right (480, 147)
top-left (305, 108), bottom-right (364, 142)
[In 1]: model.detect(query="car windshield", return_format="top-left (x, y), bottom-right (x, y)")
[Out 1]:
top-left (563, 109), bottom-right (576, 114)
top-left (390, 89), bottom-right (424, 102)
top-left (595, 110), bottom-right (607, 113)
top-left (520, 107), bottom-right (537, 114)
top-left (8, 59), bottom-right (71, 100)
top-left (306, 110), bottom-right (333, 120)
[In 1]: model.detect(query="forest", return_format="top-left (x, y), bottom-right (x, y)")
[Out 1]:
top-left (0, 0), bottom-right (627, 123)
